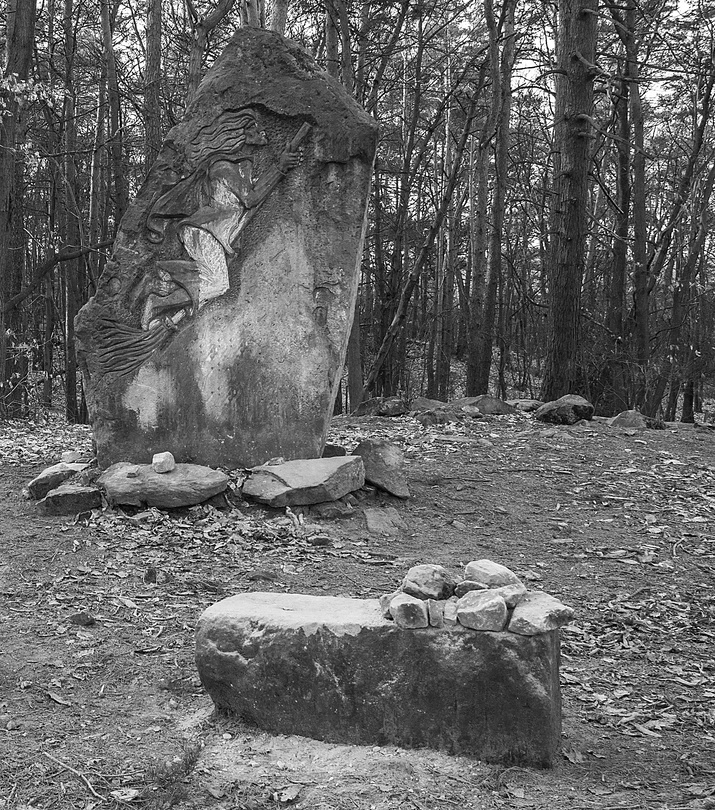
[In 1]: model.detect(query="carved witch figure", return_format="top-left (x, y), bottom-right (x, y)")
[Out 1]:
top-left (97, 108), bottom-right (308, 376)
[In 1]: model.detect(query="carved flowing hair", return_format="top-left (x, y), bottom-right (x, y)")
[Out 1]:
top-left (146, 108), bottom-right (260, 243)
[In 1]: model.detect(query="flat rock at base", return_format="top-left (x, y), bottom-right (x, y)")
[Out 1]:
top-left (196, 591), bottom-right (562, 766)
top-left (508, 591), bottom-right (575, 636)
top-left (353, 396), bottom-right (409, 417)
top-left (409, 396), bottom-right (447, 413)
top-left (534, 395), bottom-right (594, 425)
top-left (464, 559), bottom-right (521, 587)
top-left (401, 563), bottom-right (457, 600)
top-left (38, 484), bottom-right (102, 515)
top-left (389, 593), bottom-right (429, 628)
top-left (98, 462), bottom-right (228, 508)
top-left (507, 399), bottom-right (544, 413)
top-left (609, 410), bottom-right (648, 430)
top-left (352, 439), bottom-right (409, 498)
top-left (363, 506), bottom-right (406, 536)
top-left (451, 395), bottom-right (517, 415)
top-left (457, 590), bottom-right (508, 631)
top-left (27, 462), bottom-right (90, 500)
top-left (242, 456), bottom-right (364, 507)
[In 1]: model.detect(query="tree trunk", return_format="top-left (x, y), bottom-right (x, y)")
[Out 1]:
top-left (540, 0), bottom-right (597, 401)
top-left (144, 0), bottom-right (162, 174)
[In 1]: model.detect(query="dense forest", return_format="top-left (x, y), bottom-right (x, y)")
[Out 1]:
top-left (0, 0), bottom-right (714, 423)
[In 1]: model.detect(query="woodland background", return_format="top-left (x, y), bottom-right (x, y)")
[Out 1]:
top-left (0, 0), bottom-right (714, 424)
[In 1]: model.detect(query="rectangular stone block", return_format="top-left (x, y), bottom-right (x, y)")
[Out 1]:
top-left (195, 592), bottom-right (562, 767)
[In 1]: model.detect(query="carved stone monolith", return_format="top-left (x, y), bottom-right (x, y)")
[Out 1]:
top-left (76, 28), bottom-right (378, 468)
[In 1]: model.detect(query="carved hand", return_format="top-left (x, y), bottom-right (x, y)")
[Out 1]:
top-left (278, 145), bottom-right (302, 174)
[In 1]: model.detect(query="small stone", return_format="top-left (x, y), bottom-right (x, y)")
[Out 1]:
top-left (125, 465), bottom-right (141, 478)
top-left (152, 451), bottom-right (176, 473)
top-left (401, 563), bottom-right (457, 600)
top-left (322, 443), bottom-right (347, 457)
top-left (443, 598), bottom-right (459, 626)
top-left (457, 590), bottom-right (508, 631)
top-left (68, 611), bottom-right (96, 627)
top-left (491, 582), bottom-right (528, 608)
top-left (379, 591), bottom-right (402, 619)
top-left (364, 506), bottom-right (406, 536)
top-left (508, 591), bottom-right (575, 636)
top-left (427, 599), bottom-right (445, 628)
top-left (454, 580), bottom-right (488, 598)
top-left (464, 559), bottom-right (521, 588)
top-left (609, 410), bottom-right (648, 430)
top-left (389, 593), bottom-right (429, 629)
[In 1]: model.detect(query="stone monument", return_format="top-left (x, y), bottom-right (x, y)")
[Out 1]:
top-left (76, 27), bottom-right (378, 468)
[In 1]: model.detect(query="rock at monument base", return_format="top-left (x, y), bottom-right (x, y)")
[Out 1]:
top-left (534, 395), bottom-right (594, 425)
top-left (508, 591), bottom-right (575, 636)
top-left (353, 396), bottom-right (409, 417)
top-left (241, 456), bottom-right (364, 507)
top-left (195, 592), bottom-right (562, 767)
top-left (38, 484), bottom-right (102, 515)
top-left (609, 409), bottom-right (648, 430)
top-left (363, 506), bottom-right (406, 536)
top-left (464, 559), bottom-right (521, 588)
top-left (98, 462), bottom-right (228, 508)
top-left (451, 395), bottom-right (517, 415)
top-left (27, 462), bottom-right (91, 500)
top-left (409, 396), bottom-right (447, 413)
top-left (401, 563), bottom-right (457, 600)
top-left (507, 399), bottom-right (544, 413)
top-left (76, 28), bottom-right (378, 469)
top-left (352, 439), bottom-right (409, 499)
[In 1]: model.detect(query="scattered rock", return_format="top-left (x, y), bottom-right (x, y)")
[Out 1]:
top-left (492, 581), bottom-right (528, 608)
top-left (352, 439), bottom-right (409, 499)
top-left (389, 592), bottom-right (429, 628)
top-left (464, 559), bottom-right (521, 588)
top-left (454, 580), bottom-right (488, 598)
top-left (196, 591), bottom-right (562, 766)
top-left (353, 396), bottom-right (409, 417)
top-left (609, 410), bottom-right (648, 430)
top-left (508, 592), bottom-right (575, 636)
top-left (98, 462), bottom-right (228, 508)
top-left (27, 462), bottom-right (90, 500)
top-left (242, 456), bottom-right (364, 507)
top-left (409, 396), bottom-right (447, 412)
top-left (322, 443), bottom-right (347, 457)
top-left (38, 484), bottom-right (102, 515)
top-left (61, 450), bottom-right (92, 464)
top-left (152, 451), bottom-right (176, 473)
top-left (534, 394), bottom-right (595, 425)
top-left (414, 408), bottom-right (466, 427)
top-left (456, 590), bottom-right (508, 631)
top-left (68, 611), bottom-right (96, 626)
top-left (309, 499), bottom-right (355, 520)
top-left (507, 399), bottom-right (544, 412)
top-left (363, 506), bottom-right (406, 536)
top-left (452, 395), bottom-right (517, 415)
top-left (401, 563), bottom-right (457, 600)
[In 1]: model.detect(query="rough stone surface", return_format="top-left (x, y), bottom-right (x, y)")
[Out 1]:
top-left (414, 408), bottom-right (466, 427)
top-left (534, 395), bottom-right (595, 425)
top-left (609, 409), bottom-right (648, 430)
top-left (456, 590), bottom-right (508, 632)
top-left (427, 599), bottom-right (445, 628)
top-left (379, 590), bottom-right (402, 619)
top-left (401, 564), bottom-right (457, 600)
top-left (195, 591), bottom-right (562, 766)
top-left (451, 395), bottom-right (517, 415)
top-left (353, 396), bottom-right (409, 417)
top-left (508, 592), bottom-right (575, 636)
top-left (389, 593), bottom-right (429, 629)
top-left (409, 396), bottom-right (446, 412)
top-left (464, 559), bottom-right (521, 588)
top-left (507, 399), bottom-right (544, 412)
top-left (363, 506), bottom-right (406, 536)
top-left (352, 439), bottom-right (409, 499)
top-left (27, 462), bottom-right (90, 500)
top-left (492, 582), bottom-right (528, 608)
top-left (443, 597), bottom-right (459, 626)
top-left (152, 451), bottom-right (176, 473)
top-left (98, 462), bottom-right (228, 508)
top-left (321, 443), bottom-right (347, 457)
top-left (38, 484), bottom-right (102, 515)
top-left (76, 27), bottom-right (378, 469)
top-left (454, 580), bottom-right (488, 598)
top-left (241, 456), bottom-right (364, 507)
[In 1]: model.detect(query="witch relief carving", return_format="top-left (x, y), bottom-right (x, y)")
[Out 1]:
top-left (97, 109), bottom-right (309, 376)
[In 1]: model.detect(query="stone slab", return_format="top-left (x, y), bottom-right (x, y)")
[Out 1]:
top-left (38, 484), bottom-right (102, 515)
top-left (196, 592), bottom-right (562, 766)
top-left (27, 462), bottom-right (90, 500)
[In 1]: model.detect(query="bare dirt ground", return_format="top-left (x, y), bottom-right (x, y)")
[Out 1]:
top-left (1, 410), bottom-right (714, 810)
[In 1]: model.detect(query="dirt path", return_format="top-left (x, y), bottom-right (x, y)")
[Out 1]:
top-left (0, 412), bottom-right (713, 809)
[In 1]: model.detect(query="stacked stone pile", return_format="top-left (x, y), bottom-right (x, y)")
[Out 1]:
top-left (381, 560), bottom-right (574, 636)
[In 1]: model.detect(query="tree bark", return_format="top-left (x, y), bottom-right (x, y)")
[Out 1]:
top-left (144, 0), bottom-right (162, 174)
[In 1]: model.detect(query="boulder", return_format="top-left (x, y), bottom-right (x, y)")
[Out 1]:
top-left (508, 592), bottom-right (575, 636)
top-left (534, 395), bottom-right (594, 425)
top-left (75, 28), bottom-right (378, 469)
top-left (352, 439), bottom-right (409, 499)
top-left (389, 593), bottom-right (429, 628)
top-left (491, 582), bottom-right (528, 608)
top-left (195, 591), bottom-right (562, 766)
top-left (456, 590), bottom-right (508, 631)
top-left (609, 410), bottom-right (648, 430)
top-left (353, 396), bottom-right (409, 417)
top-left (38, 484), bottom-right (102, 515)
top-left (151, 451), bottom-right (176, 473)
top-left (451, 395), bottom-right (517, 415)
top-left (401, 563), bottom-right (457, 600)
top-left (506, 399), bottom-right (544, 413)
top-left (409, 396), bottom-right (447, 413)
top-left (241, 456), bottom-right (364, 507)
top-left (27, 462), bottom-right (90, 500)
top-left (98, 462), bottom-right (228, 508)
top-left (464, 559), bottom-right (521, 588)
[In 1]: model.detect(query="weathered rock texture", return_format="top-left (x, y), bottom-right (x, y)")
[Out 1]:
top-left (353, 438), bottom-right (409, 498)
top-left (76, 28), bottom-right (378, 468)
top-left (535, 395), bottom-right (594, 425)
top-left (196, 592), bottom-right (562, 766)
top-left (27, 462), bottom-right (90, 499)
top-left (98, 462), bottom-right (228, 507)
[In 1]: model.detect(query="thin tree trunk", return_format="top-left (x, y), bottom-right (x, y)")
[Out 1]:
top-left (185, 0), bottom-right (238, 106)
top-left (144, 0), bottom-right (162, 174)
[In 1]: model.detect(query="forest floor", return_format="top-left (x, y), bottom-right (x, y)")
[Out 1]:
top-left (1, 409), bottom-right (714, 810)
